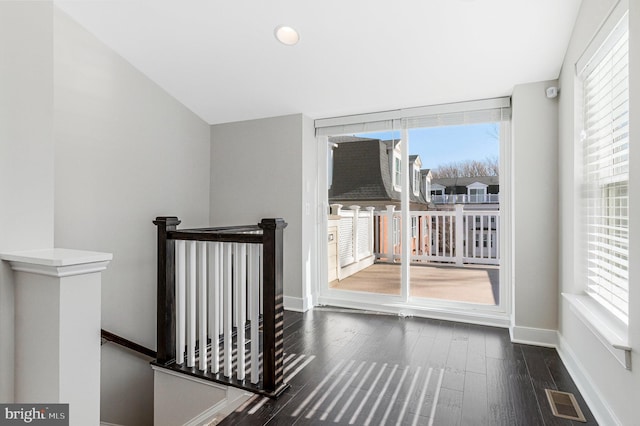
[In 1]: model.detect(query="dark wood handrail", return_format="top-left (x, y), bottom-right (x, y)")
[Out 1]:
top-left (167, 230), bottom-right (263, 244)
top-left (176, 225), bottom-right (261, 233)
top-left (101, 329), bottom-right (157, 359)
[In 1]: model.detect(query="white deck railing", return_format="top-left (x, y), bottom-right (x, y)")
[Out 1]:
top-left (373, 205), bottom-right (499, 265)
top-left (329, 205), bottom-right (499, 281)
top-left (328, 205), bottom-right (375, 281)
top-left (432, 194), bottom-right (499, 204)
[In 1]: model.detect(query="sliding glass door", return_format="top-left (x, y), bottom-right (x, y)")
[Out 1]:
top-left (317, 98), bottom-right (511, 322)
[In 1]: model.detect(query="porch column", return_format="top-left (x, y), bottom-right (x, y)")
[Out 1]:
top-left (0, 249), bottom-right (112, 426)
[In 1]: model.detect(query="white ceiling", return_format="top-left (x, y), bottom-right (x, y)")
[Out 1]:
top-left (55, 0), bottom-right (582, 125)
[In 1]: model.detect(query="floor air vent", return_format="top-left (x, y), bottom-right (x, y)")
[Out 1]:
top-left (545, 389), bottom-right (586, 422)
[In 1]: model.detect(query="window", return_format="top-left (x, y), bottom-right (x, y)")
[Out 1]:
top-left (431, 185), bottom-right (445, 203)
top-left (469, 188), bottom-right (485, 203)
top-left (393, 155), bottom-right (401, 189)
top-left (467, 183), bottom-right (488, 203)
top-left (412, 167), bottom-right (420, 195)
top-left (579, 13), bottom-right (629, 323)
top-left (424, 177), bottom-right (431, 202)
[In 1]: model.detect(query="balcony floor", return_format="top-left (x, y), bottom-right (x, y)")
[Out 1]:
top-left (330, 263), bottom-right (499, 305)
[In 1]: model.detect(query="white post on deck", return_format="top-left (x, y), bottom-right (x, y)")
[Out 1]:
top-left (385, 205), bottom-right (395, 261)
top-left (330, 204), bottom-right (342, 216)
top-left (350, 205), bottom-right (361, 263)
top-left (454, 204), bottom-right (464, 266)
top-left (366, 207), bottom-right (375, 256)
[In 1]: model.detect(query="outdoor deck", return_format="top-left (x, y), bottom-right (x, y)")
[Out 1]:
top-left (330, 263), bottom-right (499, 305)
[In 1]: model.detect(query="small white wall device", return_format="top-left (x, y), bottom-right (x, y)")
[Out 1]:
top-left (546, 86), bottom-right (559, 98)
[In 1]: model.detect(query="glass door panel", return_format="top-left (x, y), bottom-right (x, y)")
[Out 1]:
top-left (406, 123), bottom-right (501, 307)
top-left (326, 129), bottom-right (404, 300)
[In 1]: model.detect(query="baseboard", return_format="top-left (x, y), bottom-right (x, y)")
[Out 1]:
top-left (283, 295), bottom-right (313, 312)
top-left (556, 334), bottom-right (621, 426)
top-left (315, 296), bottom-right (511, 328)
top-left (509, 325), bottom-right (558, 347)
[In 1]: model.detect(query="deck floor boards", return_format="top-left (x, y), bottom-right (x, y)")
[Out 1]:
top-left (329, 263), bottom-right (499, 305)
top-left (220, 308), bottom-right (598, 426)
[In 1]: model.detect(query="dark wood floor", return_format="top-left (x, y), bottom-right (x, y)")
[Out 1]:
top-left (221, 308), bottom-right (597, 425)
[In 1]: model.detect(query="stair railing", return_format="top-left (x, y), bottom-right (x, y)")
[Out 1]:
top-left (153, 217), bottom-right (288, 397)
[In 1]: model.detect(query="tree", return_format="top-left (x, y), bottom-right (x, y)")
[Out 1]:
top-left (430, 157), bottom-right (499, 178)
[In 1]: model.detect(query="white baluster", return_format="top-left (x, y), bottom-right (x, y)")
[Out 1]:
top-left (454, 205), bottom-right (464, 266)
top-left (249, 244), bottom-right (260, 384)
top-left (259, 244), bottom-right (263, 316)
top-left (187, 241), bottom-right (196, 367)
top-left (480, 215), bottom-right (485, 259)
top-left (449, 216), bottom-right (453, 258)
top-left (198, 241), bottom-right (207, 371)
top-left (176, 240), bottom-right (186, 365)
top-left (426, 215), bottom-right (432, 258)
top-left (237, 243), bottom-right (247, 381)
top-left (435, 216), bottom-right (440, 257)
top-left (465, 215), bottom-right (470, 258)
top-left (223, 243), bottom-right (233, 377)
top-left (210, 242), bottom-right (220, 373)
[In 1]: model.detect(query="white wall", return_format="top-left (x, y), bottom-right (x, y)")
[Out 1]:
top-left (511, 80), bottom-right (559, 344)
top-left (53, 8), bottom-right (211, 425)
top-left (0, 1), bottom-right (55, 403)
top-left (557, 1), bottom-right (640, 424)
top-left (210, 114), bottom-right (317, 310)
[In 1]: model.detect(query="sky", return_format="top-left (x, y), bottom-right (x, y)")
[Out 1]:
top-left (356, 122), bottom-right (500, 170)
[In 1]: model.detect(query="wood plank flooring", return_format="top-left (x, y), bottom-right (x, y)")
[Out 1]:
top-left (220, 308), bottom-right (597, 425)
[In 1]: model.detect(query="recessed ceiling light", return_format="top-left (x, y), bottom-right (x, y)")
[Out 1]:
top-left (274, 25), bottom-right (300, 46)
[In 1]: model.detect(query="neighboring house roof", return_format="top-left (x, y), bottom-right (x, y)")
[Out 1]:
top-left (328, 136), bottom-right (428, 208)
top-left (431, 176), bottom-right (499, 194)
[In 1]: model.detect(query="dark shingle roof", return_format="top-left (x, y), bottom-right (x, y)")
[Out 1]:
top-left (329, 137), bottom-right (391, 201)
top-left (432, 176), bottom-right (499, 194)
top-left (328, 136), bottom-right (428, 207)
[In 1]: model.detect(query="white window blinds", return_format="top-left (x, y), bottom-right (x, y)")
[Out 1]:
top-left (580, 12), bottom-right (629, 323)
top-left (315, 97), bottom-right (510, 137)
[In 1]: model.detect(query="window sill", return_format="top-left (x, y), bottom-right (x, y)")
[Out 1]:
top-left (562, 293), bottom-right (631, 370)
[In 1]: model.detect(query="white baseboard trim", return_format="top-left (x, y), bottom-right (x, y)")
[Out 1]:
top-left (315, 296), bottom-right (510, 328)
top-left (509, 325), bottom-right (558, 347)
top-left (283, 295), bottom-right (313, 312)
top-left (184, 399), bottom-right (226, 426)
top-left (184, 387), bottom-right (253, 426)
top-left (100, 423), bottom-right (125, 426)
top-left (556, 334), bottom-right (621, 426)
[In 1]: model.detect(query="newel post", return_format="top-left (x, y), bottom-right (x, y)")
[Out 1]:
top-left (153, 216), bottom-right (181, 365)
top-left (259, 218), bottom-right (288, 393)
